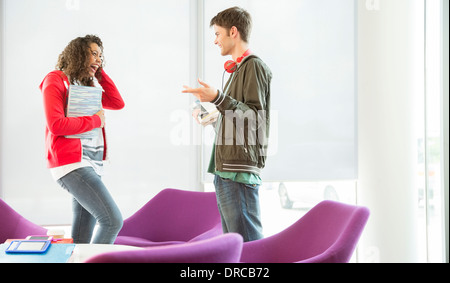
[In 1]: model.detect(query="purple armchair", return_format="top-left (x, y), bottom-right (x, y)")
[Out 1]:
top-left (240, 200), bottom-right (370, 263)
top-left (85, 233), bottom-right (243, 263)
top-left (0, 198), bottom-right (47, 243)
top-left (114, 188), bottom-right (223, 247)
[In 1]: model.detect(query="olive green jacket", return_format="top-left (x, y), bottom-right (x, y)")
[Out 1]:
top-left (211, 55), bottom-right (272, 176)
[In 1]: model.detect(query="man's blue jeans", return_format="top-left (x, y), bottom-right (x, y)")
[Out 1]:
top-left (57, 167), bottom-right (123, 244)
top-left (214, 175), bottom-right (263, 242)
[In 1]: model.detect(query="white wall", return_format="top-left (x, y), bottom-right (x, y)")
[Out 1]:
top-left (443, 0), bottom-right (449, 264)
top-left (357, 0), bottom-right (425, 262)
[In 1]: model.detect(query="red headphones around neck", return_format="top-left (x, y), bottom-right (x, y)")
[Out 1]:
top-left (224, 49), bottom-right (252, 73)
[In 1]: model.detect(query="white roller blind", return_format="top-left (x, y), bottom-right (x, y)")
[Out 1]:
top-left (202, 0), bottom-right (357, 181)
top-left (0, 0), bottom-right (196, 224)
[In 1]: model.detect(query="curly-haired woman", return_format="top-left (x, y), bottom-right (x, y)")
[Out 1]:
top-left (39, 35), bottom-right (124, 244)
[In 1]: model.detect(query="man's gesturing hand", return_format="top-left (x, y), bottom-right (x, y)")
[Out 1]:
top-left (182, 78), bottom-right (219, 103)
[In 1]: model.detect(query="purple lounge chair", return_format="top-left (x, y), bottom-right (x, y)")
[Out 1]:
top-left (240, 200), bottom-right (370, 263)
top-left (0, 198), bottom-right (47, 242)
top-left (114, 188), bottom-right (223, 247)
top-left (85, 233), bottom-right (243, 263)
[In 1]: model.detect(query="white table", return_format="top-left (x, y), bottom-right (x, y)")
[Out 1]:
top-left (68, 244), bottom-right (143, 263)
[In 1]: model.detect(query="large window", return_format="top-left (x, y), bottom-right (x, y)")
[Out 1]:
top-left (1, 0), bottom-right (357, 229)
top-left (0, 0), bottom-right (194, 224)
top-left (202, 0), bottom-right (357, 182)
top-left (1, 0), bottom-right (447, 263)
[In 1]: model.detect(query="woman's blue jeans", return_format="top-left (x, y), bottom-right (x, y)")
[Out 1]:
top-left (214, 175), bottom-right (263, 242)
top-left (57, 167), bottom-right (123, 244)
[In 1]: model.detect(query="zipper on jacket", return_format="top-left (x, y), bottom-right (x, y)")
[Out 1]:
top-left (214, 113), bottom-right (222, 172)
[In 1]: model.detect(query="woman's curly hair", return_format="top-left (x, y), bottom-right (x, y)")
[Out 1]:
top-left (56, 35), bottom-right (104, 86)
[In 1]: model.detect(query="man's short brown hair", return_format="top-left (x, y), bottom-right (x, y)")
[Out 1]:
top-left (210, 7), bottom-right (252, 43)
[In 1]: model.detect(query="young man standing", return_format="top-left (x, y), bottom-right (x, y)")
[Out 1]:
top-left (183, 7), bottom-right (272, 242)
